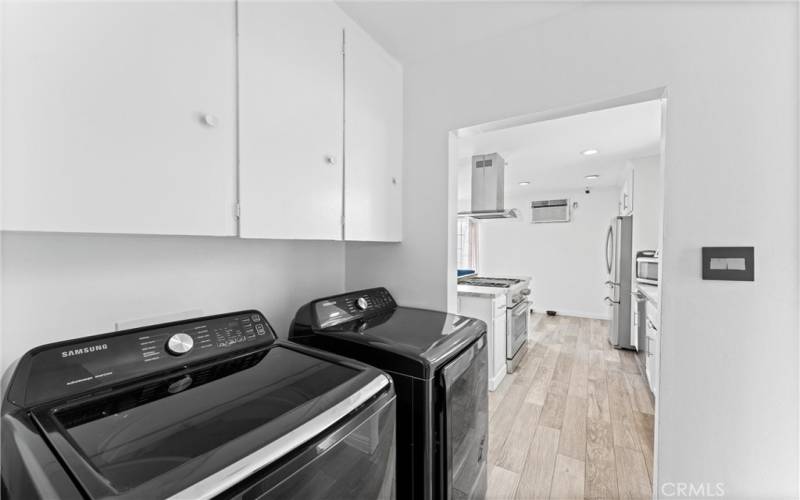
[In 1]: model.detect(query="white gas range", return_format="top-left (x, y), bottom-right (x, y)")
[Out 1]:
top-left (457, 276), bottom-right (531, 374)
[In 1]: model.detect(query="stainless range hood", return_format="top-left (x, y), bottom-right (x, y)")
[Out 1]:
top-left (458, 153), bottom-right (518, 219)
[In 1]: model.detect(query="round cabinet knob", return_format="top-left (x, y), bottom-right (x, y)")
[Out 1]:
top-left (356, 297), bottom-right (369, 310)
top-left (166, 333), bottom-right (194, 356)
top-left (202, 114), bottom-right (218, 127)
top-left (325, 155), bottom-right (337, 166)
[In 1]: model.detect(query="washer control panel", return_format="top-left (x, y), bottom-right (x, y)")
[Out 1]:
top-left (313, 287), bottom-right (397, 329)
top-left (137, 312), bottom-right (272, 364)
top-left (12, 310), bottom-right (276, 407)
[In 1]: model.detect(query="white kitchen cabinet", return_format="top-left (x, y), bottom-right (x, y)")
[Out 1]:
top-left (342, 20), bottom-right (403, 242)
top-left (458, 293), bottom-right (507, 391)
top-left (238, 2), bottom-right (347, 240)
top-left (492, 301), bottom-right (507, 384)
top-left (645, 300), bottom-right (660, 396)
top-left (2, 1), bottom-right (238, 236)
top-left (619, 166), bottom-right (634, 215)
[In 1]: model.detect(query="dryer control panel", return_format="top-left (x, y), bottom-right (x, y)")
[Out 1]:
top-left (312, 288), bottom-right (397, 329)
top-left (6, 311), bottom-right (276, 407)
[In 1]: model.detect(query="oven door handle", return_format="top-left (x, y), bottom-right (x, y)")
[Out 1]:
top-left (511, 301), bottom-right (529, 316)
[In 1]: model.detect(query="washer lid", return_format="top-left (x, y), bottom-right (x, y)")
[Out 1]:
top-left (304, 307), bottom-right (487, 378)
top-left (31, 344), bottom-right (390, 499)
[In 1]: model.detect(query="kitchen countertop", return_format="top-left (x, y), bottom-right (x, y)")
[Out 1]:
top-left (637, 283), bottom-right (659, 307)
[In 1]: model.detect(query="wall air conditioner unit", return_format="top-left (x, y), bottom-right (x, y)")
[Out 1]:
top-left (531, 199), bottom-right (571, 223)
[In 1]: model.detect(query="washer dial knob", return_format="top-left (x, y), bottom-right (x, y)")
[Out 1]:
top-left (166, 333), bottom-right (194, 356)
top-left (356, 297), bottom-right (369, 310)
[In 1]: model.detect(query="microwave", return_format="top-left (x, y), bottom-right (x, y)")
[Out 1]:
top-left (636, 250), bottom-right (659, 285)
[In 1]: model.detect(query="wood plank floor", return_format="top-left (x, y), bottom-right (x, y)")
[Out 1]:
top-left (486, 314), bottom-right (654, 500)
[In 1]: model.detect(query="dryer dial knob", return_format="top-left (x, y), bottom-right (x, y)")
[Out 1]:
top-left (166, 333), bottom-right (194, 356)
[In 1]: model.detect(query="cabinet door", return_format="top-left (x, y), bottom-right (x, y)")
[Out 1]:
top-left (620, 169), bottom-right (634, 215)
top-left (343, 21), bottom-right (403, 242)
top-left (492, 304), bottom-right (507, 377)
top-left (2, 2), bottom-right (237, 236)
top-left (645, 317), bottom-right (658, 395)
top-left (493, 297), bottom-right (508, 318)
top-left (238, 2), bottom-right (346, 240)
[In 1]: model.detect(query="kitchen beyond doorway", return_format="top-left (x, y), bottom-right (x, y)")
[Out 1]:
top-left (450, 89), bottom-right (667, 499)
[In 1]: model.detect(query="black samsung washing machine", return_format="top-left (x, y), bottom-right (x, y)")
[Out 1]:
top-left (1, 311), bottom-right (396, 499)
top-left (290, 288), bottom-right (488, 500)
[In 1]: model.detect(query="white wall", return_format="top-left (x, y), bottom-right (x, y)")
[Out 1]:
top-left (630, 155), bottom-right (661, 254)
top-left (477, 188), bottom-right (618, 319)
top-left (1, 232), bottom-right (345, 374)
top-left (345, 2), bottom-right (799, 496)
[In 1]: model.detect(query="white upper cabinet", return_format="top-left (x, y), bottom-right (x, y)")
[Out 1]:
top-left (343, 21), bottom-right (403, 242)
top-left (238, 2), bottom-right (347, 240)
top-left (2, 2), bottom-right (402, 241)
top-left (2, 1), bottom-right (238, 236)
top-left (239, 4), bottom-right (402, 242)
top-left (619, 165), bottom-right (634, 216)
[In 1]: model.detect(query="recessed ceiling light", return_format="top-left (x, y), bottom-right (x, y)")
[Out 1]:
top-left (581, 149), bottom-right (599, 156)
top-left (585, 174), bottom-right (600, 180)
top-left (519, 181), bottom-right (530, 186)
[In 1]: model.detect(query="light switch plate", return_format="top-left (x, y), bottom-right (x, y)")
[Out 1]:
top-left (702, 247), bottom-right (754, 281)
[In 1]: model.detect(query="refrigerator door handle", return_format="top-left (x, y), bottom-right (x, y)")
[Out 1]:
top-left (604, 225), bottom-right (613, 273)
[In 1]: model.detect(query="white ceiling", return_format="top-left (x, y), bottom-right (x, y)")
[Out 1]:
top-left (337, 1), bottom-right (586, 64)
top-left (457, 100), bottom-right (662, 201)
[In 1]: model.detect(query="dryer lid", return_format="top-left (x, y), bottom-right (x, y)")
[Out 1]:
top-left (291, 288), bottom-right (487, 378)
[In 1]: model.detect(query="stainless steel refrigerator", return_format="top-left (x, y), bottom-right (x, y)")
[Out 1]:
top-left (604, 215), bottom-right (634, 349)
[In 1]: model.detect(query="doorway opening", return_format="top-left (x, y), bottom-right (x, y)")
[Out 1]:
top-left (448, 90), bottom-right (667, 499)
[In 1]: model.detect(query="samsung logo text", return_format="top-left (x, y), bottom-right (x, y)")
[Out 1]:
top-left (61, 344), bottom-right (109, 358)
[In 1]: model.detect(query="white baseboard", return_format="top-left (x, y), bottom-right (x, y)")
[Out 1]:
top-left (533, 308), bottom-right (609, 320)
top-left (489, 365), bottom-right (506, 391)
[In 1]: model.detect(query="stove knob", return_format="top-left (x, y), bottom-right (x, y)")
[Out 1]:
top-left (356, 297), bottom-right (369, 310)
top-left (166, 333), bottom-right (194, 356)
